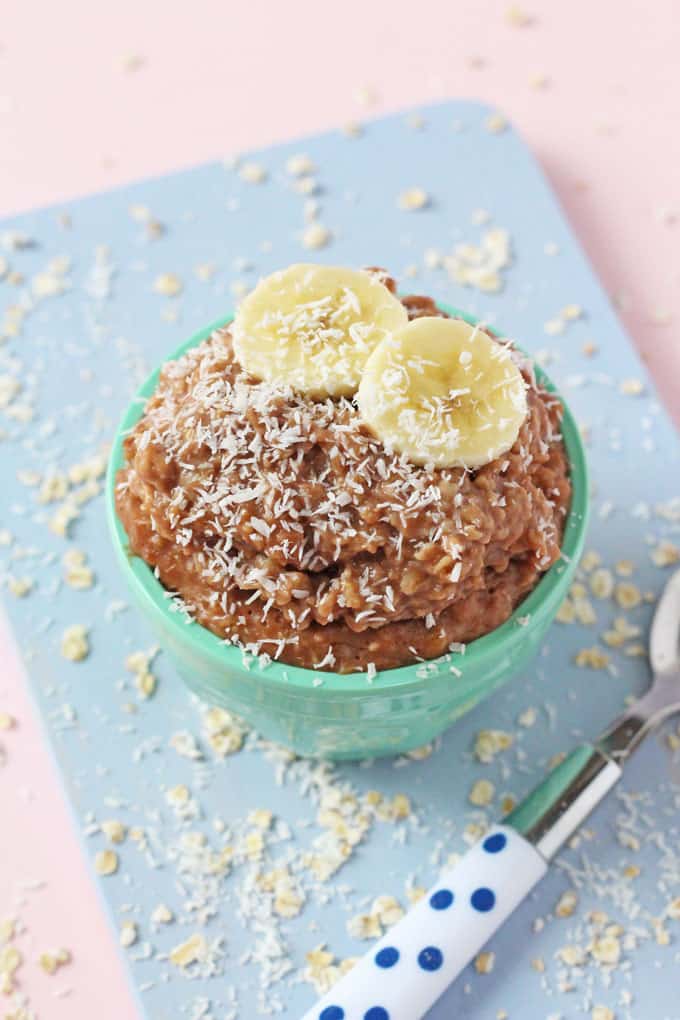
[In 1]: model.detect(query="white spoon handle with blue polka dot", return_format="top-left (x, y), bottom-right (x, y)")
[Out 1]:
top-left (301, 826), bottom-right (545, 1020)
top-left (302, 743), bottom-right (625, 1020)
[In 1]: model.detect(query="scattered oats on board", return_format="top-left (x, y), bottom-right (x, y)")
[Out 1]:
top-left (390, 793), bottom-right (412, 820)
top-left (302, 223), bottom-right (332, 249)
top-left (268, 868), bottom-right (304, 919)
top-left (485, 112), bottom-right (508, 134)
top-left (238, 162), bottom-right (268, 184)
top-left (590, 932), bottom-right (621, 965)
top-left (62, 548), bottom-right (94, 589)
top-left (60, 624), bottom-right (89, 662)
top-left (590, 567), bottom-right (614, 599)
top-left (120, 921), bottom-right (138, 948)
top-left (620, 378), bottom-right (644, 396)
top-left (202, 706), bottom-right (246, 756)
top-left (169, 933), bottom-right (208, 969)
top-left (555, 889), bottom-right (578, 918)
top-left (557, 943), bottom-right (586, 967)
top-left (295, 175), bottom-right (319, 196)
top-left (6, 577), bottom-right (33, 598)
top-left (651, 540), bottom-right (680, 566)
top-left (474, 950), bottom-right (495, 974)
top-left (169, 729), bottom-right (203, 760)
top-left (342, 120), bottom-right (363, 138)
top-left (285, 153), bottom-right (315, 176)
top-left (38, 947), bottom-right (70, 974)
top-left (153, 272), bottom-right (183, 297)
top-left (398, 187), bottom-right (430, 211)
top-left (151, 903), bottom-right (174, 925)
top-left (371, 895), bottom-right (404, 928)
top-left (405, 112), bottom-right (426, 130)
top-left (474, 729), bottom-right (513, 763)
top-left (469, 778), bottom-right (495, 806)
top-left (194, 261), bottom-right (217, 281)
top-left (100, 820), bottom-right (126, 844)
top-left (347, 911), bottom-right (381, 941)
top-left (575, 645), bottom-right (610, 670)
top-left (304, 945), bottom-right (357, 995)
top-left (94, 849), bottom-right (119, 876)
top-left (518, 706), bottom-right (537, 728)
top-left (406, 884), bottom-right (426, 905)
top-left (615, 581), bottom-right (642, 609)
top-left (592, 1007), bottom-right (615, 1020)
top-left (125, 647), bottom-right (159, 699)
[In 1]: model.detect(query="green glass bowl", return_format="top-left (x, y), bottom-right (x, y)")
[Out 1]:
top-left (106, 306), bottom-right (589, 760)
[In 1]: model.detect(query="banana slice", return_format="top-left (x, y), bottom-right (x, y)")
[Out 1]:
top-left (357, 316), bottom-right (528, 469)
top-left (231, 264), bottom-right (409, 398)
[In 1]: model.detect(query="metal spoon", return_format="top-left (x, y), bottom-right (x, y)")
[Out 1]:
top-left (303, 569), bottom-right (680, 1020)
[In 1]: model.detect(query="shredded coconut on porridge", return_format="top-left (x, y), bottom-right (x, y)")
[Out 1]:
top-left (115, 278), bottom-right (570, 672)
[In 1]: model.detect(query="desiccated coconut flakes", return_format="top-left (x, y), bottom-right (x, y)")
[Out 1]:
top-left (445, 227), bottom-right (512, 292)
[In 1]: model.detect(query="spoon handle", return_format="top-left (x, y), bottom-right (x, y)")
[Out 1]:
top-left (302, 745), bottom-right (623, 1020)
top-left (301, 825), bottom-right (546, 1020)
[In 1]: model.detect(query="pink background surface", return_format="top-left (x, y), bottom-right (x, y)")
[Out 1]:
top-left (1, 1), bottom-right (679, 1015)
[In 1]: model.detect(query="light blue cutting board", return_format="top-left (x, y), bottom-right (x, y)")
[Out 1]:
top-left (2, 101), bottom-right (680, 1020)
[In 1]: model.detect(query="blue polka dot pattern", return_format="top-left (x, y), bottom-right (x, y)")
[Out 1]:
top-left (483, 832), bottom-right (507, 854)
top-left (471, 887), bottom-right (496, 912)
top-left (418, 946), bottom-right (444, 971)
top-left (306, 828), bottom-right (550, 1020)
top-left (375, 946), bottom-right (399, 968)
top-left (429, 888), bottom-right (454, 910)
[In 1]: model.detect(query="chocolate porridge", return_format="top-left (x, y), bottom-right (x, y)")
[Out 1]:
top-left (115, 282), bottom-right (571, 673)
